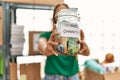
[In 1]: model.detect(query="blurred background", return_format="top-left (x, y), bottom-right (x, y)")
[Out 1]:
top-left (0, 0), bottom-right (120, 80)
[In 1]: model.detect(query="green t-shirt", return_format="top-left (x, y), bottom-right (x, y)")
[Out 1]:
top-left (39, 31), bottom-right (79, 76)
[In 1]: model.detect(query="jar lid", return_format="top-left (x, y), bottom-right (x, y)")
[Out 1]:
top-left (55, 8), bottom-right (79, 18)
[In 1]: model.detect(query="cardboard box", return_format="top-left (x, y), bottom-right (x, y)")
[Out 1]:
top-left (0, 19), bottom-right (2, 46)
top-left (82, 67), bottom-right (104, 80)
top-left (20, 64), bottom-right (27, 80)
top-left (0, 7), bottom-right (2, 18)
top-left (29, 31), bottom-right (41, 55)
top-left (9, 63), bottom-right (17, 80)
top-left (35, 0), bottom-right (64, 6)
top-left (104, 72), bottom-right (120, 80)
top-left (20, 64), bottom-right (27, 75)
top-left (81, 67), bottom-right (120, 80)
top-left (0, 6), bottom-right (3, 46)
top-left (1, 0), bottom-right (64, 6)
top-left (20, 63), bottom-right (41, 80)
top-left (1, 0), bottom-right (34, 4)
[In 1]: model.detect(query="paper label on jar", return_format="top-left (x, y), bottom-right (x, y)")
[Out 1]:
top-left (54, 22), bottom-right (80, 56)
top-left (60, 26), bottom-right (80, 39)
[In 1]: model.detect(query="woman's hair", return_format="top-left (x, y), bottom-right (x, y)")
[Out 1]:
top-left (53, 3), bottom-right (69, 24)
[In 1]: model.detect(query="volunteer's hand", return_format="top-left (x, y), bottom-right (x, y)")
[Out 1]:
top-left (78, 40), bottom-right (90, 56)
top-left (77, 30), bottom-right (90, 56)
top-left (44, 24), bottom-right (58, 56)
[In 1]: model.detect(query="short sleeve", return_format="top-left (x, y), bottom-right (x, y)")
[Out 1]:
top-left (39, 31), bottom-right (52, 40)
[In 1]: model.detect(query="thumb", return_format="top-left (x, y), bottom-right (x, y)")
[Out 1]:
top-left (77, 40), bottom-right (83, 44)
top-left (49, 24), bottom-right (58, 41)
top-left (80, 29), bottom-right (84, 40)
top-left (52, 24), bottom-right (57, 31)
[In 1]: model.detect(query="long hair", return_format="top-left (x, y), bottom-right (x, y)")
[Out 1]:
top-left (52, 3), bottom-right (69, 24)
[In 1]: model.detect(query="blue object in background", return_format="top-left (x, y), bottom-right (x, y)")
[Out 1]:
top-left (84, 59), bottom-right (105, 74)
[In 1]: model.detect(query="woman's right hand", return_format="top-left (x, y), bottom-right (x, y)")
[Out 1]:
top-left (44, 24), bottom-right (58, 56)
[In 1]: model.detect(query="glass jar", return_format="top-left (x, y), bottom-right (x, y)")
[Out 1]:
top-left (58, 8), bottom-right (79, 22)
top-left (54, 8), bottom-right (80, 56)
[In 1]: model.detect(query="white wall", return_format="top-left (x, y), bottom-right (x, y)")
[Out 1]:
top-left (65, 0), bottom-right (120, 66)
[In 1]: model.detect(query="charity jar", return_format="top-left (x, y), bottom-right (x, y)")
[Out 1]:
top-left (54, 8), bottom-right (80, 56)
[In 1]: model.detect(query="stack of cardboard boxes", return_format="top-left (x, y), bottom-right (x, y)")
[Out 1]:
top-left (10, 24), bottom-right (25, 56)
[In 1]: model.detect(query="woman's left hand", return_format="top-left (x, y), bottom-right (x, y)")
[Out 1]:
top-left (78, 30), bottom-right (90, 56)
top-left (78, 40), bottom-right (90, 56)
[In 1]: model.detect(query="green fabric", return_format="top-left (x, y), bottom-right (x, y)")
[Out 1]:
top-left (39, 31), bottom-right (79, 76)
top-left (39, 31), bottom-right (52, 40)
top-left (0, 55), bottom-right (4, 75)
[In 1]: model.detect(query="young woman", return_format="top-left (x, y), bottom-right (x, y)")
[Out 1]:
top-left (38, 3), bottom-right (90, 80)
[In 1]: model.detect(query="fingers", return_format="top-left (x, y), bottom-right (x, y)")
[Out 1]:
top-left (45, 24), bottom-right (58, 56)
top-left (49, 31), bottom-right (58, 41)
top-left (77, 40), bottom-right (83, 44)
top-left (79, 46), bottom-right (88, 54)
top-left (49, 25), bottom-right (58, 41)
top-left (48, 40), bottom-right (58, 46)
top-left (46, 40), bottom-right (58, 56)
top-left (80, 29), bottom-right (84, 40)
top-left (78, 40), bottom-right (88, 53)
top-left (45, 46), bottom-right (58, 56)
top-left (52, 24), bottom-right (57, 31)
top-left (52, 51), bottom-right (58, 56)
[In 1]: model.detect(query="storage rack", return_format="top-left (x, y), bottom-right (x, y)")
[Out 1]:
top-left (0, 1), bottom-right (53, 80)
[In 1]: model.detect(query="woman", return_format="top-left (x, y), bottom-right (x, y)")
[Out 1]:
top-left (38, 3), bottom-right (90, 80)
